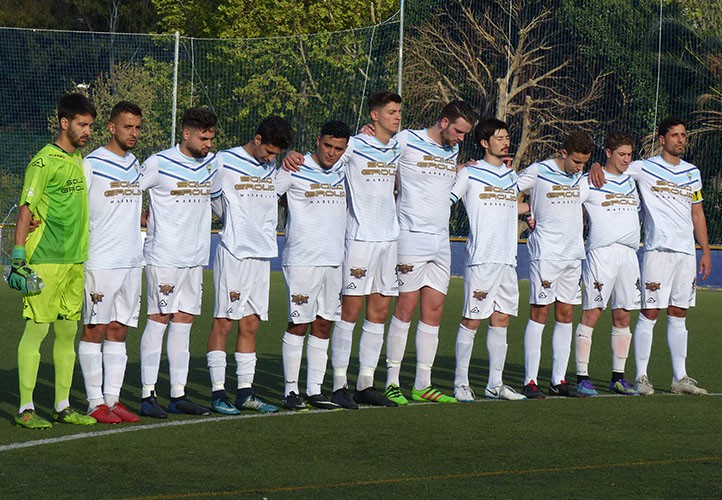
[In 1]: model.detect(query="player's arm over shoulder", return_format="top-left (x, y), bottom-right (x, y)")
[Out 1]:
top-left (516, 162), bottom-right (539, 193)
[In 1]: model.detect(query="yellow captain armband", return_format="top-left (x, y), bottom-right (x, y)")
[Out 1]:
top-left (692, 190), bottom-right (703, 203)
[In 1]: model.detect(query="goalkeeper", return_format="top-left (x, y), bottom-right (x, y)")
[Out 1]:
top-left (9, 93), bottom-right (98, 429)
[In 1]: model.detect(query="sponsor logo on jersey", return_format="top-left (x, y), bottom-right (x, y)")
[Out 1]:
top-left (229, 290), bottom-right (241, 302)
top-left (645, 281), bottom-right (661, 292)
top-left (473, 290), bottom-right (488, 301)
top-left (305, 183), bottom-right (345, 198)
top-left (104, 180), bottom-right (141, 197)
top-left (234, 175), bottom-right (274, 192)
top-left (30, 158), bottom-right (45, 169)
top-left (291, 294), bottom-right (309, 305)
top-left (159, 284), bottom-right (175, 295)
top-left (601, 192), bottom-right (637, 207)
top-left (417, 155), bottom-right (456, 173)
top-left (89, 292), bottom-right (104, 303)
top-left (62, 177), bottom-right (86, 194)
top-left (593, 281), bottom-right (604, 292)
top-left (546, 185), bottom-right (580, 199)
top-left (541, 279), bottom-right (552, 289)
top-left (171, 180), bottom-right (211, 196)
top-left (396, 263), bottom-right (414, 274)
top-left (650, 180), bottom-right (692, 200)
top-left (350, 268), bottom-right (367, 279)
top-left (361, 161), bottom-right (396, 177)
top-left (479, 186), bottom-right (516, 201)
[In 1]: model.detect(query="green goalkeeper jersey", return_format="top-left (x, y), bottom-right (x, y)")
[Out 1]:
top-left (19, 143), bottom-right (89, 264)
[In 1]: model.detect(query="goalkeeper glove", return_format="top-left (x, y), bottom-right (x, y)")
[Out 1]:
top-left (7, 245), bottom-right (36, 294)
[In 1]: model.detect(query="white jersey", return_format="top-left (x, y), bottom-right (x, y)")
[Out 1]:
top-left (276, 153), bottom-right (346, 266)
top-left (84, 147), bottom-right (143, 269)
top-left (583, 171), bottom-right (640, 252)
top-left (518, 159), bottom-right (589, 261)
top-left (344, 135), bottom-right (400, 242)
top-left (211, 146), bottom-right (278, 260)
top-left (450, 160), bottom-right (518, 266)
top-left (628, 156), bottom-right (702, 255)
top-left (139, 145), bottom-right (218, 267)
top-left (395, 129), bottom-right (458, 234)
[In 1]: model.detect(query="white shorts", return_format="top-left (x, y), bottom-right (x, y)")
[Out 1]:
top-left (641, 250), bottom-right (696, 309)
top-left (583, 245), bottom-right (641, 311)
top-left (462, 264), bottom-right (519, 319)
top-left (213, 245), bottom-right (270, 320)
top-left (343, 239), bottom-right (398, 296)
top-left (529, 259), bottom-right (582, 305)
top-left (146, 265), bottom-right (203, 316)
top-left (83, 268), bottom-right (142, 327)
top-left (396, 231), bottom-right (451, 294)
top-left (283, 265), bottom-right (342, 323)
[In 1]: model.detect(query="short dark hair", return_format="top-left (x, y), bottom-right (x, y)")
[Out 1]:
top-left (319, 120), bottom-right (351, 140)
top-left (181, 107), bottom-right (217, 131)
top-left (604, 131), bottom-right (634, 152)
top-left (57, 93), bottom-right (97, 121)
top-left (474, 117), bottom-right (509, 146)
top-left (367, 91), bottom-right (402, 112)
top-left (658, 116), bottom-right (687, 137)
top-left (110, 101), bottom-right (142, 122)
top-left (256, 116), bottom-right (294, 150)
top-left (562, 131), bottom-right (594, 155)
top-left (439, 100), bottom-right (478, 126)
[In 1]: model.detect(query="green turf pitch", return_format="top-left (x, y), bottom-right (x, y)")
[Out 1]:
top-left (0, 271), bottom-right (721, 499)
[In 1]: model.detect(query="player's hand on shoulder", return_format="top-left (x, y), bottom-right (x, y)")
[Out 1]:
top-left (359, 123), bottom-right (375, 136)
top-left (457, 159), bottom-right (477, 172)
top-left (282, 151), bottom-right (304, 172)
top-left (588, 162), bottom-right (605, 188)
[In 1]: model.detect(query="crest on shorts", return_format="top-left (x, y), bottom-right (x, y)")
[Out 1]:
top-left (291, 294), bottom-right (309, 305)
top-left (645, 281), bottom-right (661, 292)
top-left (473, 290), bottom-right (488, 301)
top-left (229, 290), bottom-right (241, 302)
top-left (350, 267), bottom-right (367, 279)
top-left (396, 263), bottom-right (414, 275)
top-left (541, 279), bottom-right (552, 289)
top-left (89, 292), bottom-right (104, 303)
top-left (593, 281), bottom-right (604, 292)
top-left (159, 283), bottom-right (175, 295)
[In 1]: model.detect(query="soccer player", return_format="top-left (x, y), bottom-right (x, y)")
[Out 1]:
top-left (78, 101), bottom-right (144, 423)
top-left (275, 120), bottom-right (350, 411)
top-left (574, 132), bottom-right (641, 397)
top-left (138, 107), bottom-right (219, 418)
top-left (283, 91), bottom-right (402, 408)
top-left (382, 100), bottom-right (477, 405)
top-left (206, 116), bottom-right (294, 415)
top-left (450, 118), bottom-right (528, 402)
top-left (517, 131), bottom-right (592, 399)
top-left (10, 93), bottom-right (98, 429)
top-left (590, 117), bottom-right (711, 395)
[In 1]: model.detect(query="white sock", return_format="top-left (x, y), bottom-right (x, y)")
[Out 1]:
top-left (207, 350), bottom-right (227, 392)
top-left (306, 335), bottom-right (329, 396)
top-left (140, 319), bottom-right (167, 398)
top-left (331, 319), bottom-right (355, 391)
top-left (235, 352), bottom-right (257, 390)
top-left (454, 324), bottom-right (476, 387)
top-left (486, 326), bottom-right (508, 390)
top-left (78, 340), bottom-right (103, 409)
top-left (282, 332), bottom-right (305, 396)
top-left (574, 324), bottom-right (593, 377)
top-left (102, 340), bottom-right (127, 406)
top-left (611, 326), bottom-right (632, 374)
top-left (385, 315), bottom-right (411, 388)
top-left (667, 316), bottom-right (688, 381)
top-left (551, 322), bottom-right (573, 385)
top-left (167, 322), bottom-right (191, 398)
top-left (634, 314), bottom-right (656, 380)
top-left (523, 320), bottom-right (545, 384)
top-left (414, 321), bottom-right (439, 391)
top-left (357, 320), bottom-right (385, 391)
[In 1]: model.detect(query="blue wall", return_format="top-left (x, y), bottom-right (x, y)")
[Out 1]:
top-left (209, 235), bottom-right (722, 289)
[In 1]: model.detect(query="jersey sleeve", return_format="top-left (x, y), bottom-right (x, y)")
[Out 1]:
top-left (516, 163), bottom-right (539, 193)
top-left (627, 160), bottom-right (643, 180)
top-left (19, 153), bottom-right (52, 212)
top-left (339, 137), bottom-right (355, 165)
top-left (83, 158), bottom-right (93, 190)
top-left (211, 158), bottom-right (224, 200)
top-left (691, 168), bottom-right (703, 204)
top-left (138, 155), bottom-right (159, 191)
top-left (275, 167), bottom-right (292, 197)
top-left (449, 167), bottom-right (470, 205)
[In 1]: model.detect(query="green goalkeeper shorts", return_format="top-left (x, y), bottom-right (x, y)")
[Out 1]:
top-left (22, 263), bottom-right (84, 322)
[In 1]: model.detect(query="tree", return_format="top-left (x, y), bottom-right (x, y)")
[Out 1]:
top-left (403, 0), bottom-right (607, 171)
